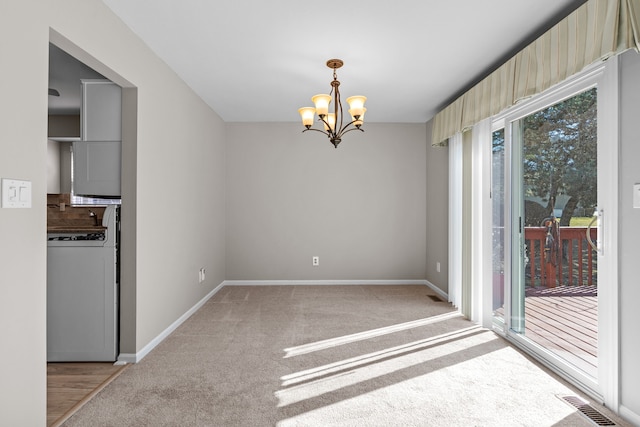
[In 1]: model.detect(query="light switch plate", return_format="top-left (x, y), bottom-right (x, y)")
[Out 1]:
top-left (1, 178), bottom-right (32, 208)
top-left (634, 183), bottom-right (640, 209)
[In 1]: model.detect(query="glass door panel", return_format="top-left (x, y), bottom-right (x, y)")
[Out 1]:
top-left (512, 88), bottom-right (599, 379)
top-left (491, 129), bottom-right (505, 321)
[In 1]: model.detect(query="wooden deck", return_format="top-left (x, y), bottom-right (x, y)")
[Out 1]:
top-left (524, 285), bottom-right (598, 377)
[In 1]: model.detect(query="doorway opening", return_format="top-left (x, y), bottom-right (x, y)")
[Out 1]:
top-left (47, 32), bottom-right (138, 423)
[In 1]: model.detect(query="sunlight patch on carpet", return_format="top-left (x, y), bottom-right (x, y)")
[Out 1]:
top-left (283, 311), bottom-right (463, 358)
top-left (276, 326), bottom-right (492, 408)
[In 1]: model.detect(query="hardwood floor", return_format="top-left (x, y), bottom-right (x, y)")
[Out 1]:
top-left (47, 362), bottom-right (127, 427)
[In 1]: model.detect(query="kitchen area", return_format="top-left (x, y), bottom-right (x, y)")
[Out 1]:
top-left (47, 43), bottom-right (125, 425)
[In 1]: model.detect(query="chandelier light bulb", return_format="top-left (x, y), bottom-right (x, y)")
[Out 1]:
top-left (346, 96), bottom-right (367, 117)
top-left (311, 94), bottom-right (332, 117)
top-left (324, 113), bottom-right (336, 132)
top-left (298, 107), bottom-right (316, 128)
top-left (349, 107), bottom-right (366, 128)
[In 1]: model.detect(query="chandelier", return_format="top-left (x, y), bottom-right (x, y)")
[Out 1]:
top-left (298, 59), bottom-right (367, 148)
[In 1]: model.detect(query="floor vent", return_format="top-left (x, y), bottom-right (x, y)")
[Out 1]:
top-left (559, 395), bottom-right (616, 426)
top-left (427, 295), bottom-right (443, 302)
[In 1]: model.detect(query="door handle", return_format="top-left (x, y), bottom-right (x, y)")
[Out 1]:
top-left (586, 209), bottom-right (603, 255)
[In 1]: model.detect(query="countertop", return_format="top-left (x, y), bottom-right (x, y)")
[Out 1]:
top-left (47, 225), bottom-right (107, 234)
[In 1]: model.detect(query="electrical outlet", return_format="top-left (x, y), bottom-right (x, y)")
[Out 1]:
top-left (436, 262), bottom-right (441, 273)
top-left (198, 267), bottom-right (206, 283)
top-left (312, 256), bottom-right (319, 266)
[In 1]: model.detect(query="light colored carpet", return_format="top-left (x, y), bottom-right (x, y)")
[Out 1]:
top-left (63, 285), bottom-right (629, 426)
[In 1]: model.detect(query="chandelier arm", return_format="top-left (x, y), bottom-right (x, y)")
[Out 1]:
top-left (335, 117), bottom-right (364, 136)
top-left (336, 126), bottom-right (365, 138)
top-left (301, 127), bottom-right (329, 137)
top-left (333, 84), bottom-right (345, 139)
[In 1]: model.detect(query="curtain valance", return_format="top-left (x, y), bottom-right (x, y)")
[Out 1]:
top-left (432, 0), bottom-right (640, 146)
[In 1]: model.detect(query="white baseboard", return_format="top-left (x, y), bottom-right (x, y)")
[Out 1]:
top-left (424, 279), bottom-right (449, 301)
top-left (115, 354), bottom-right (136, 364)
top-left (119, 279), bottom-right (450, 364)
top-left (226, 279), bottom-right (450, 304)
top-left (224, 279), bottom-right (429, 286)
top-left (117, 281), bottom-right (225, 364)
top-left (619, 405), bottom-right (640, 426)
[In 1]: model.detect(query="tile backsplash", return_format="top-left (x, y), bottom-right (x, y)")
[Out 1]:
top-left (47, 194), bottom-right (106, 227)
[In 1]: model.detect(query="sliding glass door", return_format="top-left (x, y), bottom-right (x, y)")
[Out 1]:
top-left (490, 62), bottom-right (618, 399)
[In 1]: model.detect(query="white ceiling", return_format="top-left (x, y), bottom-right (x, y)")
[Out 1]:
top-left (55, 0), bottom-right (586, 123)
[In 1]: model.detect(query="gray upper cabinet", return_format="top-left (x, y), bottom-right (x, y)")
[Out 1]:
top-left (73, 80), bottom-right (122, 198)
top-left (72, 140), bottom-right (122, 197)
top-left (81, 80), bottom-right (121, 141)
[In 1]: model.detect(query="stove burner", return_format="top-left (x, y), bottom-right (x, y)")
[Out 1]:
top-left (48, 232), bottom-right (106, 241)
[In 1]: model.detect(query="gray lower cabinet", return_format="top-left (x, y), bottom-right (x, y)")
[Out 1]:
top-left (47, 244), bottom-right (118, 362)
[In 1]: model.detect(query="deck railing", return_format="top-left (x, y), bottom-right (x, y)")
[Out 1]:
top-left (524, 226), bottom-right (597, 288)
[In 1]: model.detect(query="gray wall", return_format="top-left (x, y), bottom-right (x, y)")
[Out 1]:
top-left (0, 3), bottom-right (48, 424)
top-left (424, 120), bottom-right (449, 293)
top-left (619, 49), bottom-right (640, 419)
top-left (226, 122), bottom-right (427, 281)
top-left (1, 0), bottom-right (226, 423)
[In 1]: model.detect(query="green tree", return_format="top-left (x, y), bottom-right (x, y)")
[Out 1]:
top-left (522, 88), bottom-right (597, 226)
